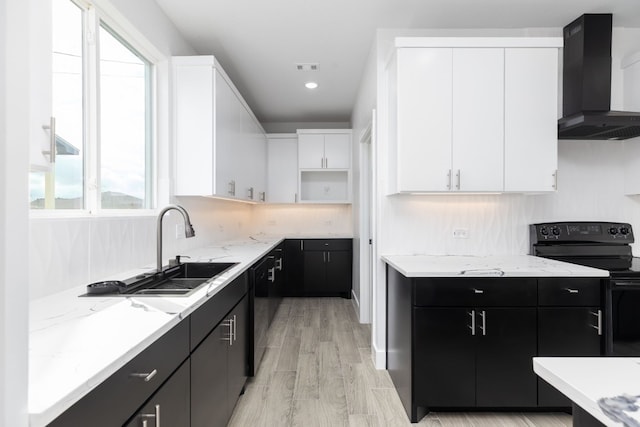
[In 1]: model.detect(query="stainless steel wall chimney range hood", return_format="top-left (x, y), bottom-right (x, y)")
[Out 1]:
top-left (558, 14), bottom-right (640, 140)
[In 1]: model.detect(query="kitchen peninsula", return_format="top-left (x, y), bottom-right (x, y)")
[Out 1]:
top-left (384, 254), bottom-right (608, 423)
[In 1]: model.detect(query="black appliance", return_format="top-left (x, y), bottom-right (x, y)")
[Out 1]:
top-left (530, 221), bottom-right (640, 356)
top-left (248, 254), bottom-right (274, 376)
top-left (558, 14), bottom-right (640, 140)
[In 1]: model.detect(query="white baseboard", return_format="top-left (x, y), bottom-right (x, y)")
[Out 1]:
top-left (351, 289), bottom-right (360, 321)
top-left (372, 341), bottom-right (386, 369)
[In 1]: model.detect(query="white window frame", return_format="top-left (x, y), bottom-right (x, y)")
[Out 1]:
top-left (31, 0), bottom-right (163, 218)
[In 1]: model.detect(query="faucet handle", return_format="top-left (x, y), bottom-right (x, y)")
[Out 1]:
top-left (169, 255), bottom-right (191, 266)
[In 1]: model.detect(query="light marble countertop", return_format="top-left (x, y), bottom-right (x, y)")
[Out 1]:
top-left (28, 234), bottom-right (289, 427)
top-left (381, 254), bottom-right (609, 277)
top-left (534, 357), bottom-right (640, 427)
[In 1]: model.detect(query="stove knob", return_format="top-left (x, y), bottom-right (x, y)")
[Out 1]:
top-left (621, 227), bottom-right (630, 235)
top-left (609, 227), bottom-right (619, 235)
top-left (551, 227), bottom-right (560, 236)
top-left (540, 227), bottom-right (549, 236)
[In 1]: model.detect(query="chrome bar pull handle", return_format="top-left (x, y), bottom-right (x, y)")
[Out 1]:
top-left (42, 116), bottom-right (56, 163)
top-left (473, 288), bottom-right (484, 294)
top-left (130, 369), bottom-right (157, 382)
top-left (468, 310), bottom-right (475, 335)
top-left (232, 314), bottom-right (237, 342)
top-left (447, 170), bottom-right (452, 190)
top-left (140, 404), bottom-right (160, 426)
top-left (590, 310), bottom-right (603, 336)
top-left (301, 240), bottom-right (304, 251)
top-left (268, 267), bottom-right (275, 283)
top-left (228, 180), bottom-right (236, 196)
top-left (565, 288), bottom-right (579, 294)
top-left (552, 170), bottom-right (558, 190)
top-left (247, 187), bottom-right (254, 200)
top-left (456, 169), bottom-right (461, 190)
top-left (221, 319), bottom-right (233, 344)
top-left (275, 258), bottom-right (283, 271)
top-left (480, 310), bottom-right (486, 336)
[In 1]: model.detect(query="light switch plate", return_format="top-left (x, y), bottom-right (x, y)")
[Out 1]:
top-left (453, 229), bottom-right (469, 239)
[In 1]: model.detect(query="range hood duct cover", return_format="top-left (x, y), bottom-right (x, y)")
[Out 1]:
top-left (558, 14), bottom-right (640, 140)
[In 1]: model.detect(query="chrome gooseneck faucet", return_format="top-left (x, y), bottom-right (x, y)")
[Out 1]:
top-left (157, 204), bottom-right (195, 274)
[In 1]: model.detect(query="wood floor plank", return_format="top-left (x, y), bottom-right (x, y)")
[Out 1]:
top-left (300, 326), bottom-right (321, 355)
top-left (318, 341), bottom-right (343, 378)
top-left (335, 329), bottom-right (362, 364)
top-left (293, 352), bottom-right (320, 399)
top-left (522, 412), bottom-right (573, 427)
top-left (250, 346), bottom-right (281, 386)
top-left (291, 398), bottom-right (347, 427)
top-left (227, 383), bottom-right (268, 427)
top-left (276, 334), bottom-right (301, 371)
top-left (263, 371), bottom-right (296, 426)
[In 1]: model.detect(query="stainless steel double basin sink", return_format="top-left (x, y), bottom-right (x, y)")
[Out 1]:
top-left (84, 262), bottom-right (237, 297)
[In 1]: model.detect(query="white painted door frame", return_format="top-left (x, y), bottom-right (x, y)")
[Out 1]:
top-left (358, 112), bottom-right (375, 324)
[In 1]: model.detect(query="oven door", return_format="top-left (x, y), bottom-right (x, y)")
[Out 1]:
top-left (606, 279), bottom-right (640, 356)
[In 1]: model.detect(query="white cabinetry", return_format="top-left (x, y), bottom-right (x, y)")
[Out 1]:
top-left (297, 129), bottom-right (351, 203)
top-left (173, 56), bottom-right (266, 202)
top-left (267, 134), bottom-right (298, 203)
top-left (386, 37), bottom-right (561, 194)
top-left (504, 48), bottom-right (559, 192)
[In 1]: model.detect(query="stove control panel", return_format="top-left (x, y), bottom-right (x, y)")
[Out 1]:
top-left (530, 221), bottom-right (634, 244)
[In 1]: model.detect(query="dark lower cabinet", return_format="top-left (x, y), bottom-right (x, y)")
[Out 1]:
top-left (414, 307), bottom-right (537, 409)
top-left (538, 307), bottom-right (602, 407)
top-left (283, 238), bottom-right (352, 298)
top-left (284, 239), bottom-right (304, 296)
top-left (414, 308), bottom-right (476, 407)
top-left (125, 359), bottom-right (190, 427)
top-left (191, 295), bottom-right (248, 427)
top-left (387, 266), bottom-right (604, 423)
top-left (475, 308), bottom-right (537, 407)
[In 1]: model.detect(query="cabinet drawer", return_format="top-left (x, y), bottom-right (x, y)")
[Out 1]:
top-left (49, 320), bottom-right (189, 427)
top-left (414, 278), bottom-right (537, 307)
top-left (303, 238), bottom-right (352, 251)
top-left (538, 278), bottom-right (601, 306)
top-left (190, 272), bottom-right (248, 351)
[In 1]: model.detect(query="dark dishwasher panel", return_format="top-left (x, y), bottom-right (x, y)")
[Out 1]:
top-left (249, 255), bottom-right (274, 376)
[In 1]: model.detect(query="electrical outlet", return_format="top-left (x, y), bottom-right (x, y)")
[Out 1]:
top-left (453, 228), bottom-right (469, 239)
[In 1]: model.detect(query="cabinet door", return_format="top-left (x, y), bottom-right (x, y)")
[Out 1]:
top-left (175, 62), bottom-right (214, 196)
top-left (228, 296), bottom-right (248, 414)
top-left (125, 360), bottom-right (190, 427)
top-left (191, 320), bottom-right (230, 427)
top-left (414, 308), bottom-right (476, 407)
top-left (504, 48), bottom-right (558, 192)
top-left (396, 48), bottom-right (453, 192)
top-left (303, 251), bottom-right (327, 293)
top-left (325, 250), bottom-right (352, 296)
top-left (298, 134), bottom-right (325, 169)
top-left (452, 48), bottom-right (504, 192)
top-left (475, 308), bottom-right (537, 407)
top-left (284, 240), bottom-right (304, 296)
top-left (323, 133), bottom-right (351, 169)
top-left (267, 135), bottom-right (298, 203)
top-left (214, 70), bottom-right (237, 198)
top-left (538, 307), bottom-right (602, 407)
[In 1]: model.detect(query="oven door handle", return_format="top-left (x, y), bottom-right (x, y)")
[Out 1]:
top-left (611, 281), bottom-right (640, 288)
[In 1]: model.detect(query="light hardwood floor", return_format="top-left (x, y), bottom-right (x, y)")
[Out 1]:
top-left (228, 297), bottom-right (572, 427)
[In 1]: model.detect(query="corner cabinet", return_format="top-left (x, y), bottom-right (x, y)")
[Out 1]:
top-left (385, 37), bottom-right (561, 194)
top-left (173, 56), bottom-right (267, 202)
top-left (297, 129), bottom-right (352, 203)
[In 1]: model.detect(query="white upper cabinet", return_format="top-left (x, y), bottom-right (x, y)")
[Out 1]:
top-left (173, 56), bottom-right (267, 202)
top-left (297, 129), bottom-right (352, 203)
top-left (298, 130), bottom-right (350, 170)
top-left (452, 48), bottom-right (504, 192)
top-left (386, 37), bottom-right (561, 194)
top-left (395, 48), bottom-right (453, 192)
top-left (504, 48), bottom-right (559, 192)
top-left (267, 134), bottom-right (298, 203)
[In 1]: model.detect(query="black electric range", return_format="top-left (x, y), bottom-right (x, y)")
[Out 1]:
top-left (531, 221), bottom-right (640, 356)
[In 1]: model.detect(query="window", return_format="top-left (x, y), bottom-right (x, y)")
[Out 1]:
top-left (29, 0), bottom-right (155, 211)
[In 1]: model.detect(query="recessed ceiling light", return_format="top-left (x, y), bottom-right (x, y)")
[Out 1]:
top-left (305, 82), bottom-right (318, 89)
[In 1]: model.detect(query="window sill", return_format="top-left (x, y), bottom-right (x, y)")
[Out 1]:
top-left (29, 209), bottom-right (159, 220)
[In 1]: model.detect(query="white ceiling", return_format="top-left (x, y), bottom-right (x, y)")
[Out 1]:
top-left (154, 0), bottom-right (640, 125)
